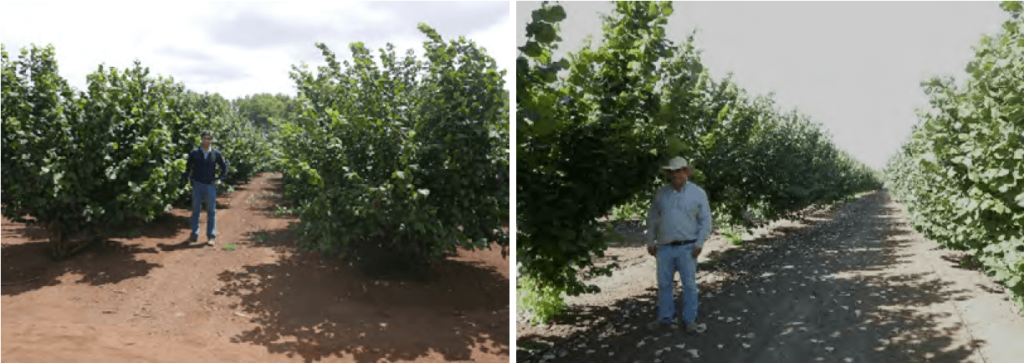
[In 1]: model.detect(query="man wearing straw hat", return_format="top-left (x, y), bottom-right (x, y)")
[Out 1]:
top-left (646, 156), bottom-right (712, 333)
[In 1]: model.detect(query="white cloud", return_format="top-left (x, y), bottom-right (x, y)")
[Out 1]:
top-left (1, 1), bottom-right (509, 99)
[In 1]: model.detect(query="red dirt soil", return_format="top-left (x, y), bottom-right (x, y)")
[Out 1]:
top-left (1, 173), bottom-right (509, 363)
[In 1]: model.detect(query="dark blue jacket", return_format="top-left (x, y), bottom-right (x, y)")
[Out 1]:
top-left (183, 147), bottom-right (229, 184)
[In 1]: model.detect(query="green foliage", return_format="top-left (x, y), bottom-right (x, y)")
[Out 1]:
top-left (184, 92), bottom-right (274, 183)
top-left (273, 205), bottom-right (299, 217)
top-left (655, 35), bottom-right (883, 226)
top-left (1, 43), bottom-right (271, 260)
top-left (885, 1), bottom-right (1024, 314)
top-left (721, 227), bottom-right (745, 246)
top-left (233, 92), bottom-right (300, 132)
top-left (2, 45), bottom-right (195, 258)
top-left (517, 274), bottom-right (568, 325)
top-left (516, 1), bottom-right (882, 310)
top-left (277, 24), bottom-right (509, 264)
top-left (518, 1), bottom-right (674, 300)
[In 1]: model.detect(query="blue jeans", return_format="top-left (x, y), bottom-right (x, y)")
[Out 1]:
top-left (656, 243), bottom-right (699, 324)
top-left (190, 182), bottom-right (217, 239)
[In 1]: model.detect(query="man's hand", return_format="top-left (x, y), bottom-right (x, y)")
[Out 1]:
top-left (647, 245), bottom-right (657, 257)
top-left (692, 247), bottom-right (703, 259)
top-left (213, 180), bottom-right (222, 186)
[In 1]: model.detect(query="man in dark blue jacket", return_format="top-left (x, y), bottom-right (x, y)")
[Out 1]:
top-left (183, 131), bottom-right (229, 246)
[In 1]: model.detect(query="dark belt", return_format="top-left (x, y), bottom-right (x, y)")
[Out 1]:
top-left (668, 239), bottom-right (697, 246)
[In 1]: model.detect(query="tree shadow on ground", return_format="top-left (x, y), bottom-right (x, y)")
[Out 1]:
top-left (940, 253), bottom-right (986, 272)
top-left (121, 213), bottom-right (192, 239)
top-left (3, 212), bottom-right (189, 242)
top-left (518, 199), bottom-right (861, 359)
top-left (519, 191), bottom-right (984, 363)
top-left (975, 284), bottom-right (1006, 295)
top-left (548, 200), bottom-right (864, 325)
top-left (219, 226), bottom-right (510, 363)
top-left (0, 210), bottom-right (193, 296)
top-left (157, 239), bottom-right (210, 252)
top-left (1, 238), bottom-right (161, 296)
top-left (248, 177), bottom-right (300, 219)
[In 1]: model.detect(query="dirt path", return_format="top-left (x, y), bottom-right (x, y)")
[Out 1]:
top-left (2, 173), bottom-right (509, 363)
top-left (517, 191), bottom-right (1023, 363)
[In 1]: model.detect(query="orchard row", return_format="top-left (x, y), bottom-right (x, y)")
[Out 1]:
top-left (885, 1), bottom-right (1024, 312)
top-left (1, 24), bottom-right (509, 264)
top-left (516, 1), bottom-right (882, 319)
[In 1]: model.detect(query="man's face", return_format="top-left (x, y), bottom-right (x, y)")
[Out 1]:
top-left (668, 167), bottom-right (690, 189)
top-left (201, 135), bottom-right (213, 148)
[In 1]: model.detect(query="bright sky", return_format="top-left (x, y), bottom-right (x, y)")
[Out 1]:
top-left (516, 1), bottom-right (1010, 170)
top-left (1, 1), bottom-right (511, 100)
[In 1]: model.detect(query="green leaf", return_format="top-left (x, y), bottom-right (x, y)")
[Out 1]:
top-left (668, 136), bottom-right (685, 156)
top-left (1000, 1), bottom-right (1022, 14)
top-left (535, 23), bottom-right (558, 44)
top-left (717, 104), bottom-right (731, 122)
top-left (521, 41), bottom-right (543, 58)
top-left (533, 116), bottom-right (558, 136)
top-left (545, 5), bottom-right (567, 22)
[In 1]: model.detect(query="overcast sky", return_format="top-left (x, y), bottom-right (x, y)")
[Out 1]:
top-left (516, 1), bottom-right (1010, 170)
top-left (1, 1), bottom-right (511, 100)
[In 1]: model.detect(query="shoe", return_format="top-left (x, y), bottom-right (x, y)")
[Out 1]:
top-left (647, 319), bottom-right (671, 331)
top-left (207, 238), bottom-right (216, 246)
top-left (188, 236), bottom-right (198, 243)
top-left (685, 322), bottom-right (701, 334)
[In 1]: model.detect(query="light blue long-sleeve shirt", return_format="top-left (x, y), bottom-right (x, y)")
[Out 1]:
top-left (646, 181), bottom-right (713, 248)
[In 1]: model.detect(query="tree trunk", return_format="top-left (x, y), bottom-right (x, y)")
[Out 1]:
top-left (47, 220), bottom-right (100, 261)
top-left (47, 220), bottom-right (66, 261)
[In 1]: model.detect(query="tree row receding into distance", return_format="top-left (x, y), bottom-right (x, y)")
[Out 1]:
top-left (516, 1), bottom-right (882, 323)
top-left (885, 1), bottom-right (1024, 315)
